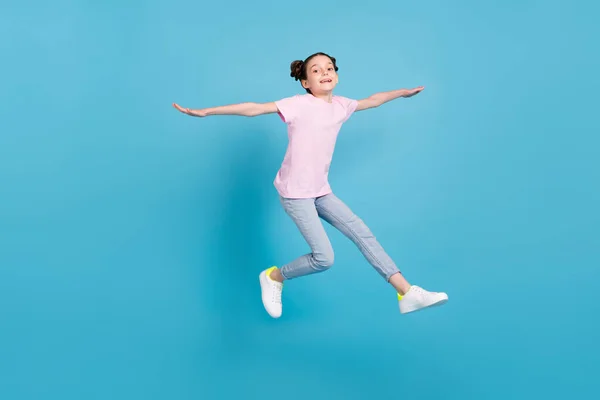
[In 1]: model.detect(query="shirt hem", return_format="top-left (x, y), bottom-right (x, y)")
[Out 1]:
top-left (275, 187), bottom-right (333, 200)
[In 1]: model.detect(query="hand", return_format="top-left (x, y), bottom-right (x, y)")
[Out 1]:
top-left (173, 103), bottom-right (208, 117)
top-left (404, 86), bottom-right (425, 97)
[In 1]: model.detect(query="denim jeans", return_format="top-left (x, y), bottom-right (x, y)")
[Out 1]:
top-left (278, 192), bottom-right (401, 281)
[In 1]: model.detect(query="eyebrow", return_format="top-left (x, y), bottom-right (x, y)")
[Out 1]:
top-left (310, 62), bottom-right (333, 69)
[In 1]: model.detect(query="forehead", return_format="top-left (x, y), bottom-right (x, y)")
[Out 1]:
top-left (309, 55), bottom-right (333, 67)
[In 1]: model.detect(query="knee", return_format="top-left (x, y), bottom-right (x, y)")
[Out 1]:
top-left (313, 249), bottom-right (335, 269)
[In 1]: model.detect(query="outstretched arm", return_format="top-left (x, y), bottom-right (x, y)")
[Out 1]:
top-left (355, 86), bottom-right (424, 112)
top-left (173, 101), bottom-right (278, 117)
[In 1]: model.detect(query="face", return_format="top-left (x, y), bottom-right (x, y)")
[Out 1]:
top-left (301, 55), bottom-right (338, 94)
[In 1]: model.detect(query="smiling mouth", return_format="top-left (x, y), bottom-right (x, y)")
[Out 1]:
top-left (320, 79), bottom-right (333, 83)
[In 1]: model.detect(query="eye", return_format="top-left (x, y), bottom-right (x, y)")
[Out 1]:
top-left (328, 67), bottom-right (333, 71)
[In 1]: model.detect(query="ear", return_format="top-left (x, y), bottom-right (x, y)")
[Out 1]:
top-left (301, 80), bottom-right (309, 88)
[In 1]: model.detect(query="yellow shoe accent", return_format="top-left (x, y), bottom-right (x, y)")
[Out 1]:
top-left (397, 293), bottom-right (403, 301)
top-left (266, 266), bottom-right (280, 282)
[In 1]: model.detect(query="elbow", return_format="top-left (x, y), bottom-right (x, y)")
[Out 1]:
top-left (245, 102), bottom-right (262, 117)
top-left (369, 95), bottom-right (383, 108)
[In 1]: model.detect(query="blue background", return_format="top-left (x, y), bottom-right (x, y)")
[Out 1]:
top-left (2, 0), bottom-right (599, 399)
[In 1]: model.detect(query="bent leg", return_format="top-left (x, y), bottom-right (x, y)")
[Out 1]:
top-left (278, 196), bottom-right (335, 280)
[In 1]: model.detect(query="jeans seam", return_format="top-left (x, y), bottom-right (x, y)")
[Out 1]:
top-left (279, 198), bottom-right (295, 279)
top-left (318, 205), bottom-right (389, 277)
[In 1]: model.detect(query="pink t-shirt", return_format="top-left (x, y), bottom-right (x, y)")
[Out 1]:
top-left (274, 94), bottom-right (359, 199)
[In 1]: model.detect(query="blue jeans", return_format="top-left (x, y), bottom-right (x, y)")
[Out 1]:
top-left (278, 193), bottom-right (401, 281)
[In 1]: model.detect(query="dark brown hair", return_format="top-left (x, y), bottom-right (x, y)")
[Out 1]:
top-left (290, 52), bottom-right (339, 94)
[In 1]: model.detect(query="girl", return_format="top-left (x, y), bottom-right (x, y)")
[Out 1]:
top-left (173, 52), bottom-right (448, 318)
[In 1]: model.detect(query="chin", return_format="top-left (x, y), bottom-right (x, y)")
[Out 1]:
top-left (319, 84), bottom-right (336, 92)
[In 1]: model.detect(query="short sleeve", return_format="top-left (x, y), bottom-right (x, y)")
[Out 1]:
top-left (274, 95), bottom-right (301, 124)
top-left (336, 96), bottom-right (359, 123)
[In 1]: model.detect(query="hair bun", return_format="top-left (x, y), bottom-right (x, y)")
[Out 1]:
top-left (290, 60), bottom-right (304, 81)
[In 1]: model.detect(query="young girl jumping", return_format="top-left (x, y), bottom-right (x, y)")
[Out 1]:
top-left (173, 52), bottom-right (448, 318)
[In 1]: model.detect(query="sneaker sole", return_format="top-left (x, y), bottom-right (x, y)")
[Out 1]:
top-left (400, 294), bottom-right (449, 314)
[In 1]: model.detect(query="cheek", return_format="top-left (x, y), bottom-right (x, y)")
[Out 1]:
top-left (308, 75), bottom-right (320, 85)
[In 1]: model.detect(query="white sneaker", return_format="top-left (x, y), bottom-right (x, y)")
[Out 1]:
top-left (398, 285), bottom-right (448, 314)
top-left (259, 266), bottom-right (283, 318)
